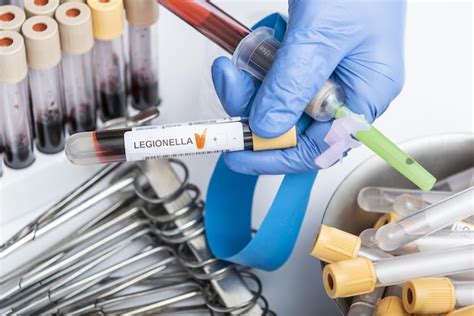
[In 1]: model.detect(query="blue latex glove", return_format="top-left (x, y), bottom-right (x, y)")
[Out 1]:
top-left (212, 0), bottom-right (406, 175)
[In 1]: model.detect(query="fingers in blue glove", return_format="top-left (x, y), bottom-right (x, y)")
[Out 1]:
top-left (224, 121), bottom-right (331, 175)
top-left (211, 57), bottom-right (257, 117)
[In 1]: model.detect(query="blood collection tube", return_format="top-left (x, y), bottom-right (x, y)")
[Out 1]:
top-left (322, 244), bottom-right (474, 298)
top-left (56, 2), bottom-right (96, 134)
top-left (0, 4), bottom-right (26, 31)
top-left (24, 0), bottom-right (60, 17)
top-left (389, 231), bottom-right (474, 255)
top-left (357, 186), bottom-right (451, 214)
top-left (403, 278), bottom-right (474, 314)
top-left (374, 187), bottom-right (474, 251)
top-left (87, 0), bottom-right (128, 122)
top-left (375, 296), bottom-right (409, 316)
top-left (158, 0), bottom-right (250, 54)
top-left (65, 117), bottom-right (297, 164)
top-left (159, 0), bottom-right (436, 192)
top-left (0, 30), bottom-right (35, 168)
top-left (124, 0), bottom-right (160, 111)
top-left (310, 225), bottom-right (391, 264)
top-left (22, 16), bottom-right (65, 154)
top-left (434, 167), bottom-right (474, 192)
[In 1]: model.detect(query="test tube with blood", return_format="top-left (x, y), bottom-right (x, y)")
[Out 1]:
top-left (56, 2), bottom-right (97, 134)
top-left (124, 0), bottom-right (160, 111)
top-left (0, 30), bottom-right (35, 168)
top-left (88, 0), bottom-right (128, 121)
top-left (22, 15), bottom-right (65, 154)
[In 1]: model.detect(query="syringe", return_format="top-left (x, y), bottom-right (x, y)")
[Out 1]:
top-left (374, 187), bottom-right (474, 251)
top-left (322, 244), bottom-right (474, 298)
top-left (66, 117), bottom-right (296, 164)
top-left (403, 278), bottom-right (474, 314)
top-left (159, 0), bottom-right (436, 191)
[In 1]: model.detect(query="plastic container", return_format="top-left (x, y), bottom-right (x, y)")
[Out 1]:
top-left (320, 133), bottom-right (474, 314)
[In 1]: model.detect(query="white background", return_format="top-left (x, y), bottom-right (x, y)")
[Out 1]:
top-left (0, 1), bottom-right (472, 315)
top-left (157, 1), bottom-right (472, 314)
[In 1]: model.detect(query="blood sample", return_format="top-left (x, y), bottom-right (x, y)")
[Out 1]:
top-left (125, 0), bottom-right (160, 111)
top-left (22, 15), bottom-right (65, 154)
top-left (88, 0), bottom-right (128, 122)
top-left (158, 0), bottom-right (250, 54)
top-left (0, 4), bottom-right (26, 31)
top-left (56, 2), bottom-right (97, 134)
top-left (66, 117), bottom-right (297, 165)
top-left (0, 30), bottom-right (35, 169)
top-left (24, 0), bottom-right (60, 18)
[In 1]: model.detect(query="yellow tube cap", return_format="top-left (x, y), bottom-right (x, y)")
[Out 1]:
top-left (310, 225), bottom-right (361, 263)
top-left (87, 0), bottom-right (124, 40)
top-left (376, 296), bottom-right (410, 316)
top-left (403, 278), bottom-right (456, 314)
top-left (322, 257), bottom-right (376, 298)
top-left (252, 127), bottom-right (297, 151)
top-left (446, 305), bottom-right (474, 316)
top-left (374, 212), bottom-right (400, 229)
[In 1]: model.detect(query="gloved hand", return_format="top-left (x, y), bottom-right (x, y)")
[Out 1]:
top-left (212, 0), bottom-right (406, 174)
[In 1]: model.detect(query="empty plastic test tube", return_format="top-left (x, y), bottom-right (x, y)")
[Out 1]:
top-left (347, 287), bottom-right (385, 316)
top-left (88, 0), bottom-right (128, 121)
top-left (22, 16), bottom-right (65, 154)
top-left (390, 231), bottom-right (474, 255)
top-left (403, 278), bottom-right (474, 314)
top-left (24, 0), bottom-right (60, 17)
top-left (322, 244), bottom-right (474, 298)
top-left (374, 187), bottom-right (474, 251)
top-left (160, 1), bottom-right (436, 191)
top-left (0, 4), bottom-right (26, 31)
top-left (66, 117), bottom-right (297, 164)
top-left (357, 186), bottom-right (452, 214)
top-left (311, 225), bottom-right (392, 264)
top-left (0, 31), bottom-right (35, 169)
top-left (56, 2), bottom-right (97, 134)
top-left (124, 0), bottom-right (160, 111)
top-left (435, 167), bottom-right (474, 192)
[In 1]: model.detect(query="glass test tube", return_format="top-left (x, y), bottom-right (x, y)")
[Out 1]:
top-left (322, 244), bottom-right (474, 298)
top-left (24, 0), bottom-right (60, 18)
top-left (374, 187), bottom-right (474, 251)
top-left (124, 0), bottom-right (160, 111)
top-left (0, 30), bottom-right (35, 168)
top-left (434, 167), bottom-right (474, 192)
top-left (357, 186), bottom-right (451, 214)
top-left (88, 0), bottom-right (128, 121)
top-left (56, 2), bottom-right (96, 134)
top-left (22, 15), bottom-right (65, 154)
top-left (158, 0), bottom-right (251, 54)
top-left (403, 278), bottom-right (474, 314)
top-left (66, 117), bottom-right (296, 164)
top-left (160, 1), bottom-right (436, 192)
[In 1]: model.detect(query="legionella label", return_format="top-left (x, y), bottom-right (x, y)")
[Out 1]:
top-left (124, 119), bottom-right (245, 161)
